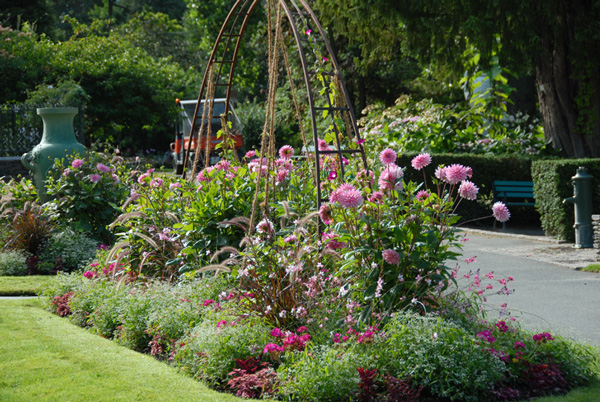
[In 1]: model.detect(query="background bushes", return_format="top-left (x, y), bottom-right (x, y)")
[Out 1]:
top-left (532, 159), bottom-right (600, 241)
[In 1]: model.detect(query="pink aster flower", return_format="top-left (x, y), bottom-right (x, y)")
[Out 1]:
top-left (89, 173), bottom-right (101, 182)
top-left (279, 145), bottom-right (294, 159)
top-left (319, 203), bottom-right (333, 225)
top-left (379, 148), bottom-right (397, 165)
top-left (71, 159), bottom-right (84, 168)
top-left (337, 187), bottom-right (363, 209)
top-left (492, 202), bottom-right (511, 222)
top-left (458, 180), bottom-right (479, 200)
top-left (444, 164), bottom-right (470, 184)
top-left (256, 218), bottom-right (274, 234)
top-left (411, 153), bottom-right (432, 170)
top-left (382, 249), bottom-right (400, 265)
top-left (96, 163), bottom-right (110, 173)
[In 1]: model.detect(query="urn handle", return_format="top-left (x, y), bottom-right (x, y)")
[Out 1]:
top-left (21, 152), bottom-right (35, 172)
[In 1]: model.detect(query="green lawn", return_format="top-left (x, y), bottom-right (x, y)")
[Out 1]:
top-left (0, 275), bottom-right (56, 296)
top-left (0, 298), bottom-right (250, 401)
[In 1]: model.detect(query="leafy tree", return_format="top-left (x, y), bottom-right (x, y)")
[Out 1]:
top-left (315, 0), bottom-right (600, 158)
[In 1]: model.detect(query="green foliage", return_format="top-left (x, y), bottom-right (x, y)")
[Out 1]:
top-left (45, 149), bottom-right (131, 242)
top-left (278, 345), bottom-right (373, 401)
top-left (37, 228), bottom-right (99, 274)
top-left (2, 202), bottom-right (53, 257)
top-left (532, 159), bottom-right (600, 242)
top-left (24, 79), bottom-right (90, 108)
top-left (172, 315), bottom-right (272, 385)
top-left (379, 313), bottom-right (505, 401)
top-left (0, 250), bottom-right (28, 276)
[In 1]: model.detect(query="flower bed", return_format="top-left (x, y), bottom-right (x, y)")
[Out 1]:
top-left (3, 141), bottom-right (597, 400)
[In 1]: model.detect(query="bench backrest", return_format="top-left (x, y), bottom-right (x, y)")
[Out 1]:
top-left (493, 180), bottom-right (535, 200)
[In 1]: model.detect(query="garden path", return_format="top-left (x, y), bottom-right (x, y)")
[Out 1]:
top-left (457, 227), bottom-right (600, 346)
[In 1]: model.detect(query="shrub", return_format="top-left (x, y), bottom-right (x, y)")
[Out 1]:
top-left (0, 250), bottom-right (28, 276)
top-left (172, 315), bottom-right (272, 386)
top-left (37, 228), bottom-right (99, 274)
top-left (532, 159), bottom-right (600, 241)
top-left (45, 148), bottom-right (131, 243)
top-left (278, 345), bottom-right (374, 401)
top-left (2, 202), bottom-right (53, 264)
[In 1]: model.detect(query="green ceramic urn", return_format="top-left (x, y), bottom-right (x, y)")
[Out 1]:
top-left (21, 107), bottom-right (86, 202)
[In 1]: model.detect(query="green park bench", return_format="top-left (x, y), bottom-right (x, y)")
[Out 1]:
top-left (492, 180), bottom-right (536, 229)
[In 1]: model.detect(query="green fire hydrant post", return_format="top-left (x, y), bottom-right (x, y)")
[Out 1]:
top-left (563, 167), bottom-right (594, 248)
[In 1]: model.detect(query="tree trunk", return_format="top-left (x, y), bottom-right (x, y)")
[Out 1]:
top-left (534, 0), bottom-right (600, 158)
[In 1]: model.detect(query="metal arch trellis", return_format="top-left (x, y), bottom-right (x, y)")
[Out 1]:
top-left (182, 0), bottom-right (369, 215)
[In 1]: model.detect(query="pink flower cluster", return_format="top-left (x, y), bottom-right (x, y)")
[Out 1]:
top-left (435, 164), bottom-right (472, 185)
top-left (382, 249), bottom-right (400, 265)
top-left (378, 164), bottom-right (403, 192)
top-left (532, 332), bottom-right (554, 343)
top-left (265, 327), bottom-right (311, 357)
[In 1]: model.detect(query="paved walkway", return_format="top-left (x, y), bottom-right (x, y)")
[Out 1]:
top-left (457, 227), bottom-right (600, 346)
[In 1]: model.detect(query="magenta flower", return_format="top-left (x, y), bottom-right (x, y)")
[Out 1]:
top-left (279, 145), bottom-right (294, 159)
top-left (89, 174), bottom-right (101, 182)
top-left (71, 159), bottom-right (84, 168)
top-left (256, 218), bottom-right (274, 234)
top-left (169, 182), bottom-right (182, 190)
top-left (203, 299), bottom-right (215, 307)
top-left (83, 270), bottom-right (96, 279)
top-left (379, 148), bottom-right (397, 165)
top-left (296, 326), bottom-right (308, 334)
top-left (533, 332), bottom-right (554, 343)
top-left (477, 330), bottom-right (496, 343)
top-left (329, 183), bottom-right (355, 204)
top-left (492, 202), bottom-right (511, 222)
top-left (382, 249), bottom-right (400, 265)
top-left (96, 163), bottom-right (110, 173)
top-left (196, 166), bottom-right (214, 182)
top-left (356, 138), bottom-right (366, 145)
top-left (263, 343), bottom-right (284, 355)
top-left (270, 327), bottom-right (284, 338)
top-left (245, 150), bottom-right (256, 159)
top-left (327, 171), bottom-right (337, 181)
top-left (411, 153), bottom-right (432, 170)
top-left (217, 320), bottom-right (228, 328)
top-left (458, 180), bottom-right (479, 200)
top-left (317, 138), bottom-right (331, 151)
top-left (495, 320), bottom-right (509, 333)
top-left (305, 29), bottom-right (312, 35)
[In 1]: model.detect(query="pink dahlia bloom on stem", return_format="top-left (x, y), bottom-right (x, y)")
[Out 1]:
top-left (71, 159), bottom-right (84, 168)
top-left (458, 180), bottom-right (479, 200)
top-left (378, 165), bottom-right (404, 191)
top-left (319, 203), bottom-right (333, 225)
top-left (337, 187), bottom-right (363, 209)
top-left (256, 218), bottom-right (275, 234)
top-left (444, 164), bottom-right (470, 185)
top-left (411, 153), bottom-right (432, 170)
top-left (329, 183), bottom-right (356, 204)
top-left (96, 163), bottom-right (110, 173)
top-left (279, 145), bottom-right (294, 159)
top-left (379, 148), bottom-right (397, 165)
top-left (382, 249), bottom-right (400, 265)
top-left (416, 190), bottom-right (430, 201)
top-left (492, 202), bottom-right (511, 222)
top-left (89, 174), bottom-right (101, 182)
top-left (317, 138), bottom-right (331, 151)
top-left (245, 150), bottom-right (256, 159)
top-left (368, 191), bottom-right (384, 203)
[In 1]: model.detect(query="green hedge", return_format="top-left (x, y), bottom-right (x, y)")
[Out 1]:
top-left (532, 159), bottom-right (600, 242)
top-left (398, 153), bottom-right (534, 224)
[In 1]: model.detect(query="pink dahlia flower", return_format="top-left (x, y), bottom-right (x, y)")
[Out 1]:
top-left (416, 190), bottom-right (430, 201)
top-left (71, 159), bottom-right (84, 168)
top-left (382, 249), bottom-right (400, 265)
top-left (256, 218), bottom-right (274, 234)
top-left (492, 202), bottom-right (511, 222)
top-left (411, 153), bottom-right (432, 170)
top-left (379, 148), bottom-right (397, 165)
top-left (368, 191), bottom-right (384, 203)
top-left (458, 180), bottom-right (479, 200)
top-left (319, 204), bottom-right (333, 225)
top-left (245, 150), bottom-right (256, 159)
top-left (337, 188), bottom-right (363, 209)
top-left (378, 165), bottom-right (404, 191)
top-left (89, 174), bottom-right (101, 182)
top-left (96, 163), bottom-right (110, 173)
top-left (444, 164), bottom-right (470, 185)
top-left (279, 145), bottom-right (294, 159)
top-left (329, 183), bottom-right (356, 204)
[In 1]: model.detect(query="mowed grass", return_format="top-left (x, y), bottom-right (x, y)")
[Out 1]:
top-left (0, 298), bottom-right (249, 402)
top-left (0, 275), bottom-right (55, 296)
